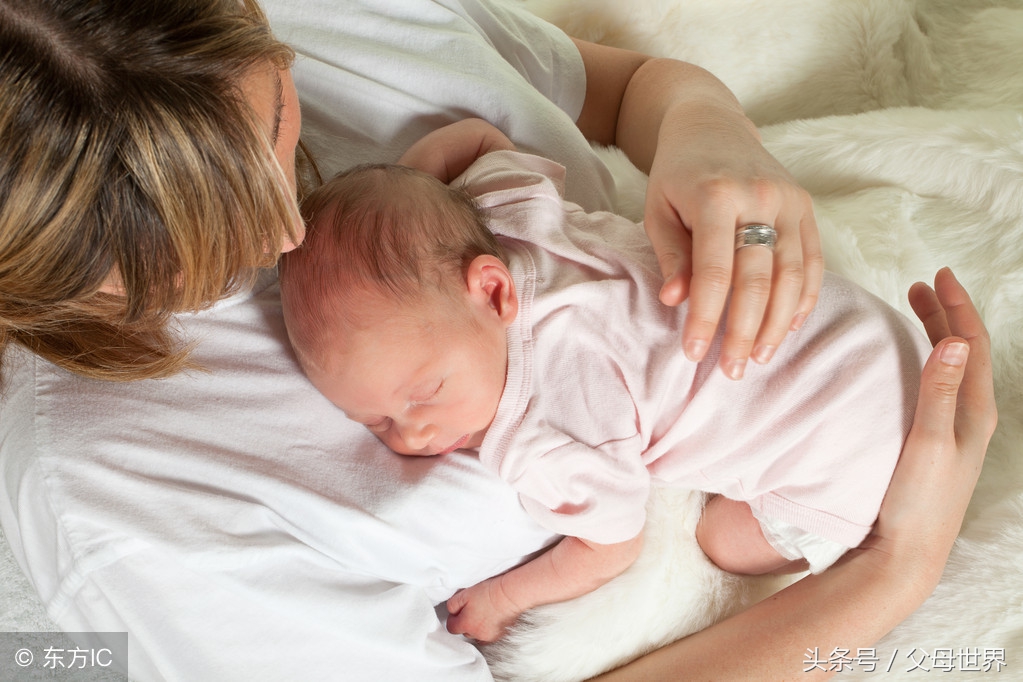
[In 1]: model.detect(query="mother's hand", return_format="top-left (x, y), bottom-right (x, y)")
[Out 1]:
top-left (643, 122), bottom-right (823, 378)
top-left (866, 267), bottom-right (997, 578)
top-left (571, 39), bottom-right (823, 378)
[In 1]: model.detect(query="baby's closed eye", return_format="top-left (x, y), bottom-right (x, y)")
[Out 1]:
top-left (349, 414), bottom-right (392, 432)
top-left (407, 380), bottom-right (443, 408)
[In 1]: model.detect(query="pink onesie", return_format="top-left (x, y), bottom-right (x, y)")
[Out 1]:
top-left (464, 151), bottom-right (931, 572)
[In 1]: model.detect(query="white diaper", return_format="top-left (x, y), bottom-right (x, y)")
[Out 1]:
top-left (754, 512), bottom-right (851, 574)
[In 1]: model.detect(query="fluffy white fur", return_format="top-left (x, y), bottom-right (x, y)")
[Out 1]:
top-left (485, 1), bottom-right (1023, 680)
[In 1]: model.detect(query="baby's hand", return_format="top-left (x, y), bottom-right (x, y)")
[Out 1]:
top-left (445, 576), bottom-right (523, 643)
top-left (399, 118), bottom-right (515, 183)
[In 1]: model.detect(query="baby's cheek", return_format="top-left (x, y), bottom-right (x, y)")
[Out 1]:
top-left (373, 429), bottom-right (401, 454)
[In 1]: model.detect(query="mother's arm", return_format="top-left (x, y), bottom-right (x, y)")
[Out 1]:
top-left (571, 39), bottom-right (823, 379)
top-left (588, 267), bottom-right (996, 680)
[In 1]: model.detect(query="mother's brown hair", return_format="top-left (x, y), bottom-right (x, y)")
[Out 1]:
top-left (0, 0), bottom-right (300, 381)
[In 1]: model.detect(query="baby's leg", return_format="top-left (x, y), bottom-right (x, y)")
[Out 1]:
top-left (695, 495), bottom-right (808, 575)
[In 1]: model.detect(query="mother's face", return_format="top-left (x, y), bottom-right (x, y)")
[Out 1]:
top-left (98, 62), bottom-right (306, 297)
top-left (243, 62), bottom-right (305, 252)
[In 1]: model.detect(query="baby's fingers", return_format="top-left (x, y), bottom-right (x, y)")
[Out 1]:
top-left (446, 589), bottom-right (467, 617)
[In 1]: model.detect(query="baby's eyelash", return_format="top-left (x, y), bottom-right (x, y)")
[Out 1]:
top-left (408, 381), bottom-right (443, 408)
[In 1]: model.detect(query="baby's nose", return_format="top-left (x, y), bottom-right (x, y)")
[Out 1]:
top-left (397, 421), bottom-right (435, 451)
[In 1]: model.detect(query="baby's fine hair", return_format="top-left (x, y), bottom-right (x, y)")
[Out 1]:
top-left (279, 163), bottom-right (505, 355)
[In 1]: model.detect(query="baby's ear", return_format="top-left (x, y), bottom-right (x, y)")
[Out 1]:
top-left (466, 255), bottom-right (517, 326)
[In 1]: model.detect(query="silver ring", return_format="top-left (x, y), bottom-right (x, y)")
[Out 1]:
top-left (735, 223), bottom-right (777, 251)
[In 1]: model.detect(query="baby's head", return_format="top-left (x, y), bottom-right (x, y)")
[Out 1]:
top-left (280, 163), bottom-right (517, 456)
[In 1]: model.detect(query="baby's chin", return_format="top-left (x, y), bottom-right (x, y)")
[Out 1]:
top-left (463, 430), bottom-right (487, 450)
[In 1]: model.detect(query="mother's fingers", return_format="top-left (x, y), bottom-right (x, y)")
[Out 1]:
top-left (909, 268), bottom-right (997, 448)
top-left (646, 198), bottom-right (695, 308)
top-left (879, 335), bottom-right (974, 549)
top-left (911, 268), bottom-right (989, 348)
top-left (747, 235), bottom-right (804, 365)
top-left (792, 211), bottom-right (824, 330)
top-left (722, 241), bottom-right (773, 372)
top-left (909, 338), bottom-right (970, 443)
top-left (881, 270), bottom-right (989, 543)
top-left (934, 267), bottom-right (989, 345)
top-left (642, 159), bottom-right (821, 371)
top-left (908, 281), bottom-right (950, 346)
top-left (934, 268), bottom-right (998, 446)
top-left (681, 214), bottom-right (735, 363)
top-left (717, 212), bottom-right (811, 376)
top-left (732, 204), bottom-right (823, 372)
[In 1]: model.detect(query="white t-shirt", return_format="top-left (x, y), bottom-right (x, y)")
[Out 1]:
top-left (0, 2), bottom-right (602, 680)
top-left (264, 0), bottom-right (615, 210)
top-left (463, 151), bottom-right (931, 573)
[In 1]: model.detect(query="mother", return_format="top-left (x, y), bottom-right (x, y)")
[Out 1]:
top-left (0, 1), bottom-right (996, 680)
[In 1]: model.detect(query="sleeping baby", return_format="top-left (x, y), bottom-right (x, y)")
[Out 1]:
top-left (278, 120), bottom-right (930, 642)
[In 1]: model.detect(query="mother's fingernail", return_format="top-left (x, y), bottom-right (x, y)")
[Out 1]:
top-left (685, 339), bottom-right (708, 362)
top-left (753, 345), bottom-right (775, 364)
top-left (940, 341), bottom-right (969, 367)
top-left (659, 278), bottom-right (685, 305)
top-left (790, 312), bottom-right (807, 331)
top-left (724, 359), bottom-right (746, 380)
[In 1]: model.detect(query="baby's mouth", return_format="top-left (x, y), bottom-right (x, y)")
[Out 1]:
top-left (437, 434), bottom-right (470, 455)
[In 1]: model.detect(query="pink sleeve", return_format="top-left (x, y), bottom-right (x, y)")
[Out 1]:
top-left (505, 432), bottom-right (650, 546)
top-left (457, 149), bottom-right (567, 202)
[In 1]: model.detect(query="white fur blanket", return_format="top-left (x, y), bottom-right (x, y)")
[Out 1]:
top-left (483, 1), bottom-right (1023, 680)
top-left (2, 2), bottom-right (1021, 681)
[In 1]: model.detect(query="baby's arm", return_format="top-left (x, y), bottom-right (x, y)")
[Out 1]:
top-left (696, 495), bottom-right (807, 575)
top-left (446, 531), bottom-right (644, 642)
top-left (398, 118), bottom-right (516, 182)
